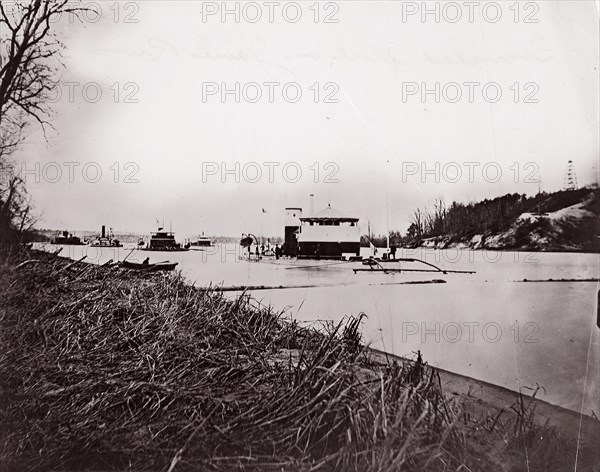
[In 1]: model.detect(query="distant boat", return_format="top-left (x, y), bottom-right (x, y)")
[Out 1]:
top-left (89, 225), bottom-right (122, 247)
top-left (118, 260), bottom-right (178, 271)
top-left (51, 230), bottom-right (84, 245)
top-left (188, 233), bottom-right (212, 250)
top-left (90, 239), bottom-right (122, 247)
top-left (139, 228), bottom-right (189, 252)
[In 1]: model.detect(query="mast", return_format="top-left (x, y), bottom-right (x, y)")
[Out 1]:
top-left (367, 218), bottom-right (372, 256)
top-left (386, 195), bottom-right (390, 250)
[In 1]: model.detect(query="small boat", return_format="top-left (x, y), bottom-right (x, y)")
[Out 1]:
top-left (140, 227), bottom-right (188, 252)
top-left (51, 230), bottom-right (85, 245)
top-left (118, 260), bottom-right (178, 271)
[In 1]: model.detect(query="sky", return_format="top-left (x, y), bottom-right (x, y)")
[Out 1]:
top-left (9, 0), bottom-right (600, 238)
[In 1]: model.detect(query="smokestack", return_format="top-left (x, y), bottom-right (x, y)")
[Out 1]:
top-left (309, 194), bottom-right (314, 216)
top-left (101, 225), bottom-right (105, 238)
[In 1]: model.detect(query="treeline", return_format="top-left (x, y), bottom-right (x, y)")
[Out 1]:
top-left (398, 187), bottom-right (598, 246)
top-left (361, 187), bottom-right (598, 248)
top-left (360, 233), bottom-right (402, 248)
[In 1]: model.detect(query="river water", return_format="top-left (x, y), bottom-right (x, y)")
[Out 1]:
top-left (39, 243), bottom-right (599, 415)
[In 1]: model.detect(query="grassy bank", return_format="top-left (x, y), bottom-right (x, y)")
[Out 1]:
top-left (0, 247), bottom-right (596, 471)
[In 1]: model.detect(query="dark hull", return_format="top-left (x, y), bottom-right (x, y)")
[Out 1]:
top-left (51, 238), bottom-right (85, 245)
top-left (139, 247), bottom-right (189, 252)
top-left (190, 241), bottom-right (212, 247)
top-left (298, 241), bottom-right (360, 259)
top-left (119, 261), bottom-right (178, 271)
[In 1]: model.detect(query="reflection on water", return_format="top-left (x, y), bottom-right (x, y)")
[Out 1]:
top-left (37, 243), bottom-right (599, 414)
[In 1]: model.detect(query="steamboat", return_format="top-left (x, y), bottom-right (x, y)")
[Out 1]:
top-left (139, 228), bottom-right (189, 252)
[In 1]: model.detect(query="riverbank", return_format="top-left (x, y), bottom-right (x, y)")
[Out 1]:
top-left (0, 247), bottom-right (598, 471)
top-left (397, 188), bottom-right (600, 253)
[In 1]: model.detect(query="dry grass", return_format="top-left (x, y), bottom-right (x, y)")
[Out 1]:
top-left (0, 246), bottom-right (594, 471)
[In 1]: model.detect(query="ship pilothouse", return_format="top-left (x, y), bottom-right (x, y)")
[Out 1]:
top-left (296, 204), bottom-right (361, 259)
top-left (140, 227), bottom-right (188, 251)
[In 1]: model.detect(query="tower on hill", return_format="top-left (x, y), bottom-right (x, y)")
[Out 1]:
top-left (563, 160), bottom-right (578, 191)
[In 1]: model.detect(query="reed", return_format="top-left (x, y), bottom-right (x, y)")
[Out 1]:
top-left (0, 247), bottom-right (591, 471)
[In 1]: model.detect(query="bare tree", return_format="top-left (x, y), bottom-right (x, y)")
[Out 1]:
top-left (433, 195), bottom-right (446, 235)
top-left (423, 208), bottom-right (434, 235)
top-left (409, 208), bottom-right (423, 239)
top-left (0, 1), bottom-right (85, 129)
top-left (0, 0), bottom-right (85, 243)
